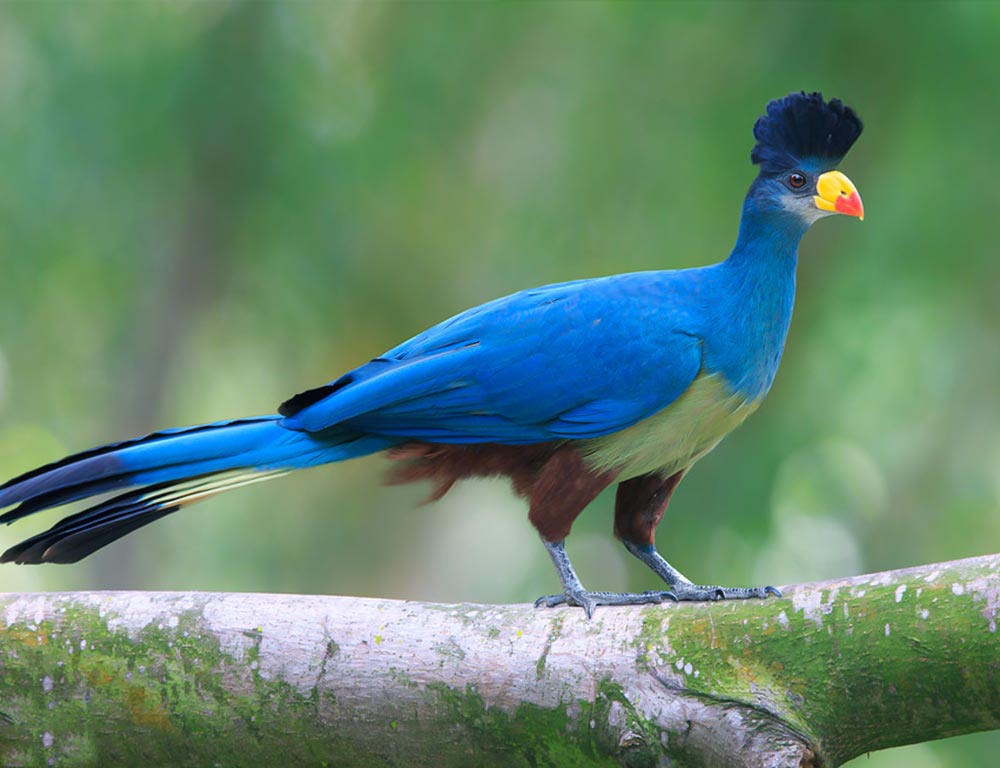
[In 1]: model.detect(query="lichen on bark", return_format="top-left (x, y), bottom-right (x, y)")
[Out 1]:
top-left (0, 554), bottom-right (999, 767)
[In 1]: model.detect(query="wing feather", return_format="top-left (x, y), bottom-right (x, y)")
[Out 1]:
top-left (280, 273), bottom-right (706, 443)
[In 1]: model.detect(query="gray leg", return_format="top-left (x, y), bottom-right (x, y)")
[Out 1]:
top-left (622, 540), bottom-right (781, 601)
top-left (534, 539), bottom-right (678, 618)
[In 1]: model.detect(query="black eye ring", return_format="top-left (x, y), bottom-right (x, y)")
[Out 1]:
top-left (788, 172), bottom-right (807, 189)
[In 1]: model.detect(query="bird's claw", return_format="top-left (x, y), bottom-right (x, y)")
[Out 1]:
top-left (535, 589), bottom-right (679, 618)
top-left (670, 583), bottom-right (782, 601)
top-left (535, 590), bottom-right (596, 618)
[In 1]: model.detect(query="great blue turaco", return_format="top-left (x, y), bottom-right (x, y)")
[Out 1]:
top-left (0, 92), bottom-right (864, 617)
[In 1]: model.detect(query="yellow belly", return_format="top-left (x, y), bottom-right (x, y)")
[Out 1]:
top-left (579, 373), bottom-right (761, 480)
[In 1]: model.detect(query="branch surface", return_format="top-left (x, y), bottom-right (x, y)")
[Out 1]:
top-left (2, 555), bottom-right (1000, 767)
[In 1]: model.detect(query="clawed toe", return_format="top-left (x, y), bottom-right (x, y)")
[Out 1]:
top-left (643, 589), bottom-right (679, 603)
top-left (534, 590), bottom-right (596, 617)
top-left (534, 594), bottom-right (566, 609)
top-left (671, 583), bottom-right (782, 602)
top-left (534, 589), bottom-right (678, 618)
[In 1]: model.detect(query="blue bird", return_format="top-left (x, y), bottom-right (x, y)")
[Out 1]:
top-left (0, 92), bottom-right (863, 616)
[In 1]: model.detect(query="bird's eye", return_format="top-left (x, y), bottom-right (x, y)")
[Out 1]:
top-left (787, 172), bottom-right (807, 189)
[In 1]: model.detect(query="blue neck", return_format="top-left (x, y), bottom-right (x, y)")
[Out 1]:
top-left (729, 192), bottom-right (809, 265)
top-left (706, 192), bottom-right (806, 400)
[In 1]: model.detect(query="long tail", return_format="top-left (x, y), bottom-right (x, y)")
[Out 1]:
top-left (0, 416), bottom-right (394, 565)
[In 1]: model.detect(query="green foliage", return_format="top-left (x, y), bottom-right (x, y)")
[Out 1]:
top-left (0, 3), bottom-right (997, 764)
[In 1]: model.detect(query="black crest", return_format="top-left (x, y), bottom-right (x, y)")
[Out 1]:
top-left (751, 92), bottom-right (863, 175)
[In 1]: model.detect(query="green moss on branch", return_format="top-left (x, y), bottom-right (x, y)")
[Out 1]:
top-left (0, 554), bottom-right (998, 767)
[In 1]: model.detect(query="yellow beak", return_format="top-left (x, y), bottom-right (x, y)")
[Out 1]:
top-left (814, 170), bottom-right (864, 221)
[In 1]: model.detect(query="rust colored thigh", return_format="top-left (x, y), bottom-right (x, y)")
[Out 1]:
top-left (613, 470), bottom-right (685, 547)
top-left (527, 447), bottom-right (617, 542)
top-left (385, 442), bottom-right (558, 500)
top-left (385, 441), bottom-right (615, 543)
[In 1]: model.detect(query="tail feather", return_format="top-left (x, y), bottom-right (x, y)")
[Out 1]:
top-left (0, 416), bottom-right (397, 564)
top-left (2, 470), bottom-right (286, 564)
top-left (0, 417), bottom-right (290, 521)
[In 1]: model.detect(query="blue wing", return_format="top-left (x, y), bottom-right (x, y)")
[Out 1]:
top-left (279, 271), bottom-right (708, 444)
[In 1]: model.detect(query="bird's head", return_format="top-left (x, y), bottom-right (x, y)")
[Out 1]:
top-left (748, 92), bottom-right (864, 227)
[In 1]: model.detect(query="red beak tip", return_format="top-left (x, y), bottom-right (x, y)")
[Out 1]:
top-left (834, 191), bottom-right (864, 218)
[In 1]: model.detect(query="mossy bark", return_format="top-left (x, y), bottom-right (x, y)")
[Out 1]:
top-left (2, 554), bottom-right (999, 767)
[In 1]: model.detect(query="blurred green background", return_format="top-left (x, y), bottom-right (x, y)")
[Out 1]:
top-left (0, 1), bottom-right (998, 765)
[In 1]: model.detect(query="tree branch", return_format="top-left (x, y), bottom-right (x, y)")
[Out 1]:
top-left (2, 555), bottom-right (1000, 767)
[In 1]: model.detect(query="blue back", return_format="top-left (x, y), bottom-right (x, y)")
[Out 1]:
top-left (279, 220), bottom-right (801, 445)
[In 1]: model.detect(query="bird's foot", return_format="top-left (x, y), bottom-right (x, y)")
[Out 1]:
top-left (669, 583), bottom-right (781, 602)
top-left (620, 541), bottom-right (782, 602)
top-left (535, 589), bottom-right (678, 618)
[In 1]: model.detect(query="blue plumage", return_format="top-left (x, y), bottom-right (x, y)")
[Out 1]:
top-left (0, 93), bottom-right (864, 615)
top-left (281, 273), bottom-right (704, 443)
